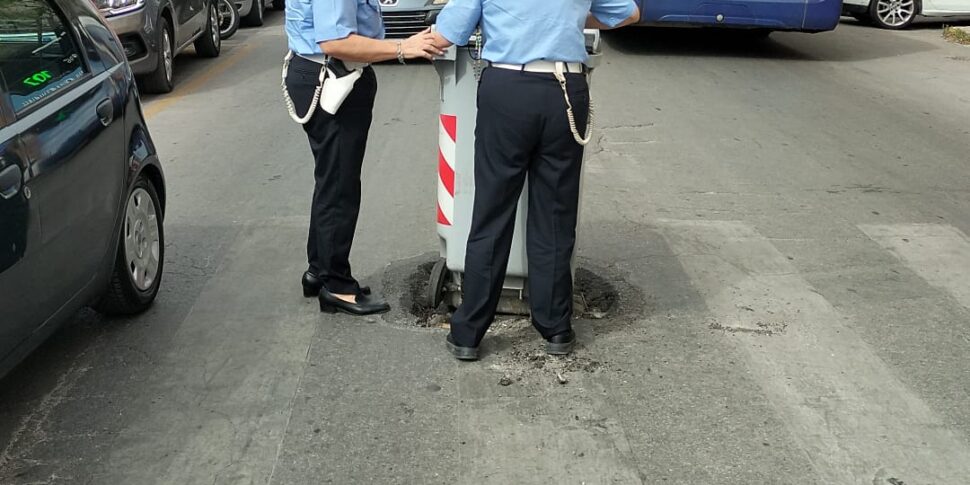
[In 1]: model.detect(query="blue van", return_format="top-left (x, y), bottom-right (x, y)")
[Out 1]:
top-left (634, 0), bottom-right (843, 32)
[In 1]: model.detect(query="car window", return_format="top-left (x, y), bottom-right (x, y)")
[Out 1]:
top-left (0, 0), bottom-right (87, 115)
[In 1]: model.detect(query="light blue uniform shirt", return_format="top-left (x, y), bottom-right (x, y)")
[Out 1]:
top-left (285, 0), bottom-right (386, 56)
top-left (436, 0), bottom-right (637, 64)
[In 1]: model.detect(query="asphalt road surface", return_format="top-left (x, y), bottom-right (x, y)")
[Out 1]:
top-left (2, 13), bottom-right (970, 485)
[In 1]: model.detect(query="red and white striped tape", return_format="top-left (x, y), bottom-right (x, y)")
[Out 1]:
top-left (437, 114), bottom-right (456, 226)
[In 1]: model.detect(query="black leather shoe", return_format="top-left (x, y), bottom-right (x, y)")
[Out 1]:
top-left (545, 330), bottom-right (576, 355)
top-left (302, 272), bottom-right (370, 297)
top-left (318, 289), bottom-right (390, 316)
top-left (446, 334), bottom-right (479, 361)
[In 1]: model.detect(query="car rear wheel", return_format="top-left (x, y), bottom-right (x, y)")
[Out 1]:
top-left (195, 1), bottom-right (222, 57)
top-left (272, 0), bottom-right (284, 10)
top-left (869, 0), bottom-right (918, 29)
top-left (242, 0), bottom-right (265, 26)
top-left (140, 17), bottom-right (174, 94)
top-left (95, 177), bottom-right (164, 316)
top-left (218, 0), bottom-right (240, 39)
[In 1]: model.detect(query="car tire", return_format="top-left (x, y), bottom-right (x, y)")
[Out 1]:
top-left (195, 1), bottom-right (222, 58)
top-left (272, 0), bottom-right (284, 10)
top-left (242, 0), bottom-right (265, 27)
top-left (869, 0), bottom-right (918, 29)
top-left (218, 0), bottom-right (240, 40)
top-left (95, 176), bottom-right (165, 316)
top-left (140, 17), bottom-right (175, 94)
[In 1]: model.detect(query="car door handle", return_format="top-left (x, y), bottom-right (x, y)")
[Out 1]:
top-left (0, 164), bottom-right (23, 200)
top-left (96, 99), bottom-right (114, 127)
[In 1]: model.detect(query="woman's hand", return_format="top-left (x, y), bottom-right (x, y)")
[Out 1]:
top-left (319, 30), bottom-right (443, 64)
top-left (400, 28), bottom-right (444, 60)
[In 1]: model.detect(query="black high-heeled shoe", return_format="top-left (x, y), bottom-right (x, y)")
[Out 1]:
top-left (318, 289), bottom-right (390, 316)
top-left (302, 272), bottom-right (370, 298)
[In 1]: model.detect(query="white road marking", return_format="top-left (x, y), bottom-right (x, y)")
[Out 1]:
top-left (661, 219), bottom-right (970, 484)
top-left (860, 223), bottom-right (970, 310)
top-left (457, 394), bottom-right (642, 485)
top-left (93, 223), bottom-right (317, 484)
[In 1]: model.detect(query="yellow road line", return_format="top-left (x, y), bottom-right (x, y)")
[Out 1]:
top-left (144, 42), bottom-right (259, 119)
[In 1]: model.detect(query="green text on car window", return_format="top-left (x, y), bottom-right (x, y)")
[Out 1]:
top-left (22, 70), bottom-right (53, 87)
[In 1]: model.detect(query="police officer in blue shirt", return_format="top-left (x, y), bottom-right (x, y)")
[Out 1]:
top-left (284, 0), bottom-right (441, 315)
top-left (434, 0), bottom-right (640, 360)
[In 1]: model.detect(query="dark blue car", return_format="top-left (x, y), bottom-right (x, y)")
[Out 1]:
top-left (634, 0), bottom-right (843, 33)
top-left (0, 0), bottom-right (166, 377)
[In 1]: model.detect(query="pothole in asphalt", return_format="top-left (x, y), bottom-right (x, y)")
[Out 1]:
top-left (381, 252), bottom-right (641, 327)
top-left (380, 253), bottom-right (646, 385)
top-left (378, 253), bottom-right (443, 327)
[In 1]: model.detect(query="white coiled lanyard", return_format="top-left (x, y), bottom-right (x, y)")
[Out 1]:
top-left (553, 62), bottom-right (595, 147)
top-left (281, 51), bottom-right (327, 125)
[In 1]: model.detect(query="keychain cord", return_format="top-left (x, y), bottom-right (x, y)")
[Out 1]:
top-left (281, 51), bottom-right (327, 125)
top-left (554, 62), bottom-right (595, 146)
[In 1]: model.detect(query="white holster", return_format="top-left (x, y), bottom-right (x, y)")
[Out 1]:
top-left (319, 66), bottom-right (362, 115)
top-left (281, 52), bottom-right (364, 123)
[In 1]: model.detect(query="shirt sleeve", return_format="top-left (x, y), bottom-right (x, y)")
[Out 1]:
top-left (435, 0), bottom-right (482, 46)
top-left (590, 0), bottom-right (637, 28)
top-left (314, 0), bottom-right (358, 43)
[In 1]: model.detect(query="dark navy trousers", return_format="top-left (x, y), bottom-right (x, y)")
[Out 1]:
top-left (286, 55), bottom-right (376, 295)
top-left (450, 67), bottom-right (590, 347)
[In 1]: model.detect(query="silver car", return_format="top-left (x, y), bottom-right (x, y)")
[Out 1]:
top-left (379, 0), bottom-right (448, 39)
top-left (96, 0), bottom-right (221, 94)
top-left (235, 0), bottom-right (279, 27)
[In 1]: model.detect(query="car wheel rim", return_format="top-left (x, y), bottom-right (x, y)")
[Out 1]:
top-left (258, 0), bottom-right (263, 20)
top-left (876, 0), bottom-right (915, 26)
top-left (163, 29), bottom-right (173, 82)
top-left (211, 5), bottom-right (220, 47)
top-left (219, 1), bottom-right (231, 32)
top-left (124, 188), bottom-right (160, 292)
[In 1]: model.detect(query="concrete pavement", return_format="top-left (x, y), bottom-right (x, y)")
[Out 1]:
top-left (2, 13), bottom-right (970, 484)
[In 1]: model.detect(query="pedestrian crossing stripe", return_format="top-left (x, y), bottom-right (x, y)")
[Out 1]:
top-left (659, 219), bottom-right (970, 483)
top-left (859, 223), bottom-right (970, 311)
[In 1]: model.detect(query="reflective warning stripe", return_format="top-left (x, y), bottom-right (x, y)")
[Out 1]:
top-left (437, 114), bottom-right (456, 226)
top-left (438, 148), bottom-right (455, 196)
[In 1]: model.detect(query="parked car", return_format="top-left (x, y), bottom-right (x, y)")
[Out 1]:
top-left (633, 0), bottom-right (841, 33)
top-left (843, 0), bottom-right (970, 29)
top-left (380, 0), bottom-right (447, 39)
top-left (235, 0), bottom-right (268, 27)
top-left (95, 0), bottom-right (221, 94)
top-left (0, 0), bottom-right (166, 378)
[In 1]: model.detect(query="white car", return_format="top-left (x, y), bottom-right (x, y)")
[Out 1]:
top-left (843, 0), bottom-right (970, 29)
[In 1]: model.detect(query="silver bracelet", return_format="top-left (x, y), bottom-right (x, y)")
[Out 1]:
top-left (396, 40), bottom-right (405, 64)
